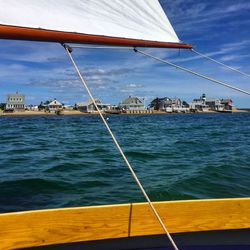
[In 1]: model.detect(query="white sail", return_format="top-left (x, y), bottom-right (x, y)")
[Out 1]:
top-left (0, 0), bottom-right (190, 48)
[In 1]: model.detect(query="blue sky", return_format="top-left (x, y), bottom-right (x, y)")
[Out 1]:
top-left (0, 0), bottom-right (250, 107)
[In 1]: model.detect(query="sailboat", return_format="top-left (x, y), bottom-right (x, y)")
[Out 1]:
top-left (0, 1), bottom-right (249, 249)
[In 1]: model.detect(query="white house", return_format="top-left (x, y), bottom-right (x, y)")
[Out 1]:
top-left (76, 99), bottom-right (110, 113)
top-left (48, 99), bottom-right (63, 112)
top-left (26, 105), bottom-right (39, 111)
top-left (119, 96), bottom-right (145, 110)
top-left (191, 94), bottom-right (233, 112)
top-left (5, 92), bottom-right (25, 112)
top-left (190, 94), bottom-right (209, 112)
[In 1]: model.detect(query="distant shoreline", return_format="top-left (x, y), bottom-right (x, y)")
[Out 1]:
top-left (0, 109), bottom-right (249, 117)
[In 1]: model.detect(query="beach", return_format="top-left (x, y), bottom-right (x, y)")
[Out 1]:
top-left (0, 108), bottom-right (248, 117)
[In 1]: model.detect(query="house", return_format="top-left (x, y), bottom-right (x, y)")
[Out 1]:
top-left (119, 96), bottom-right (145, 110)
top-left (26, 105), bottom-right (39, 111)
top-left (48, 99), bottom-right (63, 112)
top-left (205, 99), bottom-right (224, 111)
top-left (150, 97), bottom-right (172, 110)
top-left (190, 94), bottom-right (210, 112)
top-left (5, 92), bottom-right (25, 112)
top-left (191, 94), bottom-right (233, 112)
top-left (150, 97), bottom-right (186, 112)
top-left (76, 99), bottom-right (110, 113)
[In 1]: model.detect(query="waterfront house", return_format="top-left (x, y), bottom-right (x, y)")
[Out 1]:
top-left (119, 96), bottom-right (145, 111)
top-left (5, 92), bottom-right (25, 112)
top-left (150, 97), bottom-right (186, 112)
top-left (150, 97), bottom-right (172, 110)
top-left (191, 94), bottom-right (233, 112)
top-left (190, 102), bottom-right (209, 112)
top-left (76, 99), bottom-right (110, 113)
top-left (48, 99), bottom-right (63, 112)
top-left (190, 94), bottom-right (210, 112)
top-left (205, 99), bottom-right (224, 111)
top-left (26, 105), bottom-right (39, 111)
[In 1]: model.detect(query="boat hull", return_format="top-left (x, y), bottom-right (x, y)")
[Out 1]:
top-left (25, 229), bottom-right (250, 250)
top-left (0, 198), bottom-right (249, 250)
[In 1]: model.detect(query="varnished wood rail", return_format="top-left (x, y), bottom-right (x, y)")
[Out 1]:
top-left (0, 198), bottom-right (249, 249)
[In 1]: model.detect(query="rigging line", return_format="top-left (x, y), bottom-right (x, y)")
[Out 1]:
top-left (135, 49), bottom-right (250, 96)
top-left (191, 49), bottom-right (250, 79)
top-left (63, 44), bottom-right (179, 250)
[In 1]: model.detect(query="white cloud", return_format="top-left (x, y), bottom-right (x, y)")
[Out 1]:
top-left (225, 3), bottom-right (250, 12)
top-left (126, 83), bottom-right (143, 88)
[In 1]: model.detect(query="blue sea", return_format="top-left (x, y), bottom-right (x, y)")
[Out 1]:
top-left (0, 113), bottom-right (249, 213)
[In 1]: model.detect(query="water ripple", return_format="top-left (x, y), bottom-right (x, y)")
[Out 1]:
top-left (0, 113), bottom-right (249, 212)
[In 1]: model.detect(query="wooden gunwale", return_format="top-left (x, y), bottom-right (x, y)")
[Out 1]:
top-left (0, 198), bottom-right (249, 249)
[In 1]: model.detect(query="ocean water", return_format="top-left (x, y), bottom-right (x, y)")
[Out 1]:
top-left (0, 113), bottom-right (249, 213)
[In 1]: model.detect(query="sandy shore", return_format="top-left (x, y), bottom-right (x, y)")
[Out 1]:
top-left (0, 110), bottom-right (92, 116)
top-left (232, 109), bottom-right (250, 113)
top-left (0, 109), bottom-right (248, 116)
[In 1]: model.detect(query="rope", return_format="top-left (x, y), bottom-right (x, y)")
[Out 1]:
top-left (68, 45), bottom-right (250, 81)
top-left (63, 45), bottom-right (179, 250)
top-left (135, 49), bottom-right (250, 96)
top-left (191, 49), bottom-right (250, 79)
